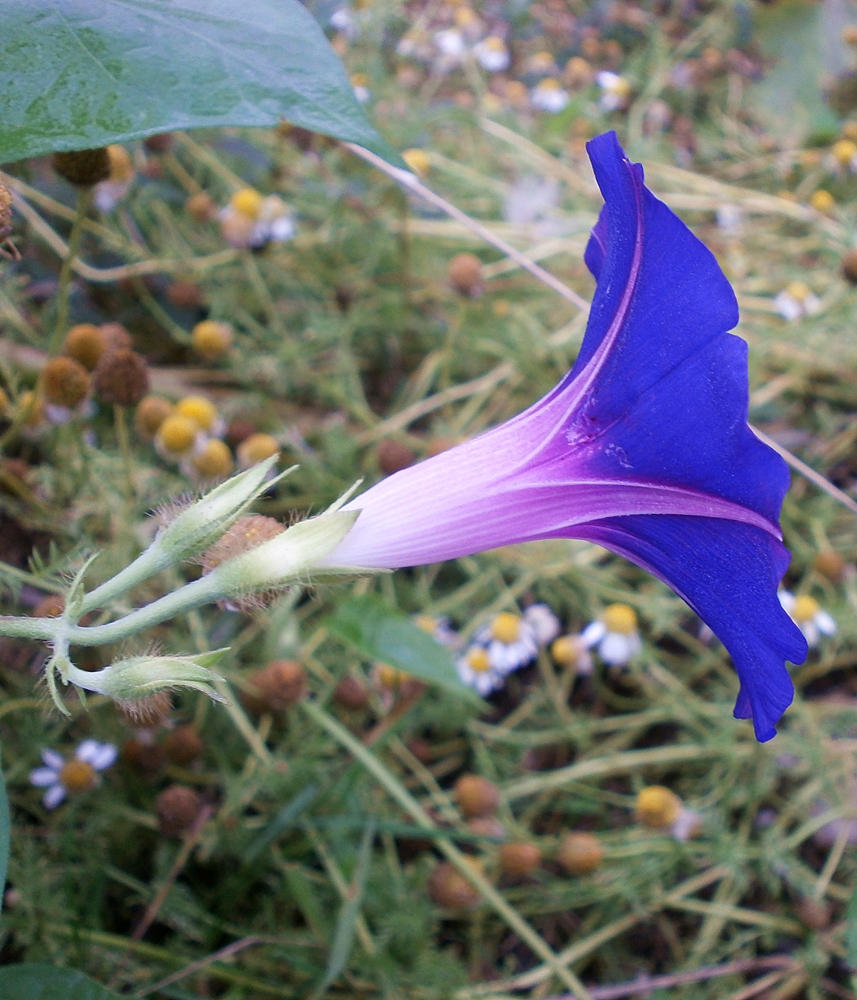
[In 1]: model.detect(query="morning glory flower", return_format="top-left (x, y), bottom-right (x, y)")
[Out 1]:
top-left (321, 132), bottom-right (808, 741)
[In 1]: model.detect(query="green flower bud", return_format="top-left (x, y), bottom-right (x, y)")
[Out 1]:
top-left (66, 650), bottom-right (228, 703)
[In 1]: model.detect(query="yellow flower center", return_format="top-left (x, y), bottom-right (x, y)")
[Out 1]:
top-left (551, 635), bottom-right (583, 667)
top-left (538, 78), bottom-right (562, 92)
top-left (157, 413), bottom-right (197, 454)
top-left (809, 189), bottom-right (835, 213)
top-left (59, 759), bottom-right (98, 794)
top-left (636, 785), bottom-right (681, 828)
top-left (791, 595), bottom-right (820, 623)
top-left (483, 36), bottom-right (505, 52)
top-left (785, 280), bottom-right (811, 302)
top-left (230, 188), bottom-right (263, 219)
top-left (602, 603), bottom-right (638, 635)
top-left (192, 439), bottom-right (233, 479)
top-left (237, 433), bottom-right (280, 467)
top-left (377, 664), bottom-right (406, 689)
top-left (415, 615), bottom-right (437, 634)
top-left (466, 648), bottom-right (491, 673)
top-left (832, 139), bottom-right (857, 165)
top-left (491, 612), bottom-right (521, 644)
top-left (176, 395), bottom-right (219, 432)
top-left (402, 149), bottom-right (430, 177)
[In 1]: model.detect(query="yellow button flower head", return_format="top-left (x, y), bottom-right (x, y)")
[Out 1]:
top-left (636, 785), bottom-right (682, 828)
top-left (176, 395), bottom-right (221, 434)
top-left (236, 432), bottom-right (280, 469)
top-left (156, 413), bottom-right (198, 460)
top-left (189, 438), bottom-right (234, 480)
top-left (809, 189), bottom-right (835, 213)
top-left (192, 320), bottom-right (233, 361)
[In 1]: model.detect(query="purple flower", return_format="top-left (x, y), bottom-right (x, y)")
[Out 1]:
top-left (322, 131), bottom-right (807, 741)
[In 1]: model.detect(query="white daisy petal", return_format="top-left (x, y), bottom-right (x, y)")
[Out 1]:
top-left (90, 743), bottom-right (119, 771)
top-left (43, 784), bottom-right (66, 810)
top-left (75, 740), bottom-right (102, 764)
top-left (580, 621), bottom-right (607, 647)
top-left (41, 749), bottom-right (64, 770)
top-left (600, 632), bottom-right (634, 666)
top-left (29, 767), bottom-right (60, 787)
top-left (815, 610), bottom-right (837, 636)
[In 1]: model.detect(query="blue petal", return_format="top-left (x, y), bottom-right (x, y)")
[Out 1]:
top-left (574, 515), bottom-right (808, 741)
top-left (568, 132), bottom-right (786, 524)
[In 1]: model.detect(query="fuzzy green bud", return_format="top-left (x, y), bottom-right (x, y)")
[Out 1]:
top-left (66, 650), bottom-right (228, 703)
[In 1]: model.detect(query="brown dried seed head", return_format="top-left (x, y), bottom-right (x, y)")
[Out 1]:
top-left (40, 356), bottom-right (90, 409)
top-left (92, 348), bottom-right (150, 406)
top-left (64, 323), bottom-right (107, 370)
top-left (186, 191), bottom-right (218, 223)
top-left (557, 832), bottom-right (604, 875)
top-left (134, 395), bottom-right (174, 440)
top-left (121, 736), bottom-right (168, 775)
top-left (243, 660), bottom-right (307, 714)
top-left (52, 147), bottom-right (111, 186)
top-left (377, 438), bottom-right (416, 475)
top-left (447, 252), bottom-right (483, 295)
top-left (99, 322), bottom-right (134, 353)
top-left (143, 132), bottom-right (175, 154)
top-left (333, 675), bottom-right (370, 710)
top-left (155, 784), bottom-right (204, 837)
top-left (200, 514), bottom-right (284, 574)
top-left (454, 774), bottom-right (501, 820)
top-left (842, 248), bottom-right (857, 284)
top-left (498, 841), bottom-right (542, 878)
top-left (427, 860), bottom-right (483, 909)
top-left (163, 724), bottom-right (205, 765)
top-left (813, 549), bottom-right (845, 583)
top-left (166, 280), bottom-right (205, 310)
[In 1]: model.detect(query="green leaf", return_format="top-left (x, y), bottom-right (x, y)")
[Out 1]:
top-left (846, 884), bottom-right (857, 970)
top-left (0, 0), bottom-right (401, 166)
top-left (747, 0), bottom-right (841, 143)
top-left (0, 965), bottom-right (122, 1000)
top-left (326, 594), bottom-right (478, 700)
top-left (0, 750), bottom-right (9, 914)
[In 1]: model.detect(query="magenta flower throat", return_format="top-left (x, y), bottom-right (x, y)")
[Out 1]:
top-left (322, 131), bottom-right (808, 741)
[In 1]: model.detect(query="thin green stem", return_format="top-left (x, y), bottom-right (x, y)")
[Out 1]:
top-left (0, 614), bottom-right (56, 640)
top-left (49, 188), bottom-right (92, 356)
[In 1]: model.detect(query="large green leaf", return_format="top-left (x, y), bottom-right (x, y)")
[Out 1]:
top-left (0, 750), bottom-right (8, 913)
top-left (0, 0), bottom-right (400, 165)
top-left (326, 594), bottom-right (479, 701)
top-left (747, 0), bottom-right (841, 143)
top-left (0, 966), bottom-right (122, 1000)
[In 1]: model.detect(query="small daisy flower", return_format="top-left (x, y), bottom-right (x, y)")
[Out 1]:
top-left (473, 611), bottom-right (539, 674)
top-left (715, 204), bottom-right (743, 234)
top-left (456, 645), bottom-right (504, 695)
top-left (774, 281), bottom-right (820, 321)
top-left (29, 740), bottom-right (118, 809)
top-left (414, 614), bottom-right (460, 648)
top-left (526, 50), bottom-right (558, 76)
top-left (329, 7), bottom-right (359, 39)
top-left (220, 189), bottom-right (295, 250)
top-left (778, 591), bottom-right (837, 647)
top-left (827, 138), bottom-right (857, 176)
top-left (474, 36), bottom-right (510, 72)
top-left (523, 604), bottom-right (561, 645)
top-left (350, 73), bottom-right (371, 104)
top-left (550, 634), bottom-right (594, 675)
top-left (581, 603), bottom-right (642, 666)
top-left (433, 28), bottom-right (468, 70)
top-left (596, 71), bottom-right (632, 112)
top-left (530, 78), bottom-right (569, 113)
top-left (636, 786), bottom-right (701, 841)
top-left (93, 145), bottom-right (135, 212)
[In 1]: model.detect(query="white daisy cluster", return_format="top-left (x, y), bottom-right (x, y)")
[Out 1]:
top-left (456, 604), bottom-right (560, 695)
top-left (29, 740), bottom-right (118, 809)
